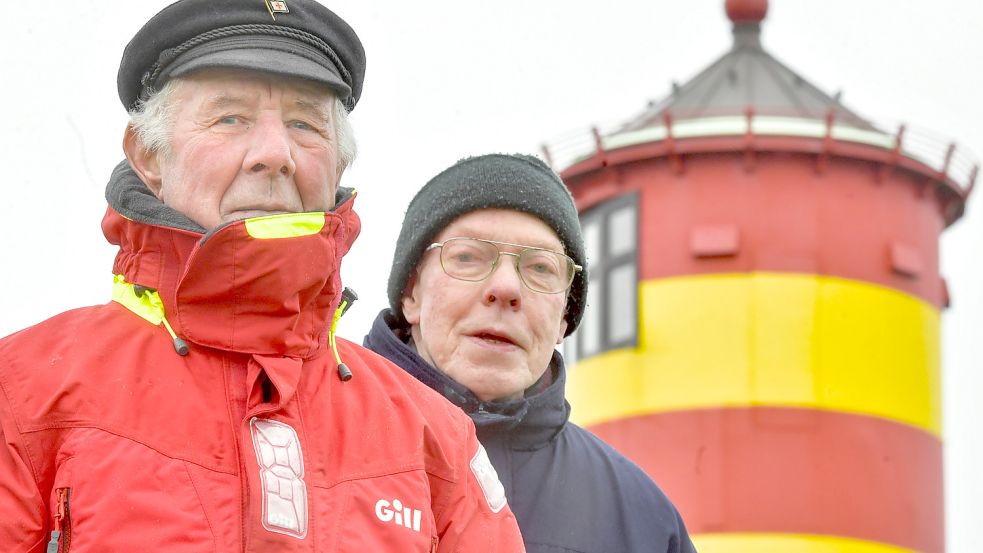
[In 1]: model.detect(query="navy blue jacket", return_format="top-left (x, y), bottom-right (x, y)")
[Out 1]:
top-left (365, 310), bottom-right (696, 553)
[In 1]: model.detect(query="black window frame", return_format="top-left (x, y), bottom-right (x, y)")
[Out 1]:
top-left (566, 192), bottom-right (639, 363)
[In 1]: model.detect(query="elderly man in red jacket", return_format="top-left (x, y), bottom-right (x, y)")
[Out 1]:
top-left (0, 1), bottom-right (524, 551)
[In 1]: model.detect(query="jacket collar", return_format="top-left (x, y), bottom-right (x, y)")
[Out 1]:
top-left (102, 161), bottom-right (361, 362)
top-left (363, 309), bottom-right (572, 449)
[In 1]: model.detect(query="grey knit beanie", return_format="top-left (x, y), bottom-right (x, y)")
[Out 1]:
top-left (388, 153), bottom-right (586, 336)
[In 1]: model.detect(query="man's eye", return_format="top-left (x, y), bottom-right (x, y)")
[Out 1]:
top-left (218, 115), bottom-right (241, 125)
top-left (289, 120), bottom-right (316, 131)
top-left (522, 253), bottom-right (560, 275)
top-left (527, 262), bottom-right (559, 275)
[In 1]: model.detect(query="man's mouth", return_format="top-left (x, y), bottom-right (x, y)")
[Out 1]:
top-left (473, 332), bottom-right (517, 346)
top-left (225, 208), bottom-right (291, 221)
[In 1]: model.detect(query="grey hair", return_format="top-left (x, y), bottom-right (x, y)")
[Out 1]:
top-left (128, 79), bottom-right (357, 169)
top-left (128, 80), bottom-right (183, 158)
top-left (332, 95), bottom-right (357, 170)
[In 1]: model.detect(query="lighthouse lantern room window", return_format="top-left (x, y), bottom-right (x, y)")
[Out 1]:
top-left (565, 193), bottom-right (638, 365)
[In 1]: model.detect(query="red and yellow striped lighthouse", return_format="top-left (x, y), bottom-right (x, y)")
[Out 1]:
top-left (545, 1), bottom-right (977, 552)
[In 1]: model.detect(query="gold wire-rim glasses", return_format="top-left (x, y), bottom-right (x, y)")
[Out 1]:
top-left (425, 237), bottom-right (582, 294)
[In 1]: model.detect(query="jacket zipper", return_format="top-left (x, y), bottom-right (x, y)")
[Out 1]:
top-left (47, 487), bottom-right (71, 553)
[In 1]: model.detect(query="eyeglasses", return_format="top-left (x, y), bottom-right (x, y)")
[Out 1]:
top-left (425, 237), bottom-right (582, 294)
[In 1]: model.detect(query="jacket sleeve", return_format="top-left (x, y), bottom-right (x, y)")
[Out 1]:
top-left (673, 508), bottom-right (698, 553)
top-left (0, 393), bottom-right (48, 553)
top-left (433, 421), bottom-right (525, 553)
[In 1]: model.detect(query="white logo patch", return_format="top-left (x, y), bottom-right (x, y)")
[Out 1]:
top-left (250, 418), bottom-right (308, 539)
top-left (375, 498), bottom-right (423, 532)
top-left (470, 444), bottom-right (507, 513)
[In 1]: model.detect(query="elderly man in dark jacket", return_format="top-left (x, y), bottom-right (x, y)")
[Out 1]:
top-left (364, 153), bottom-right (696, 553)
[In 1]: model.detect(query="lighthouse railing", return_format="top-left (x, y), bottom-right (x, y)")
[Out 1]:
top-left (541, 108), bottom-right (978, 196)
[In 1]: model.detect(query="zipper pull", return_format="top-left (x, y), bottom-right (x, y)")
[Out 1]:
top-left (48, 488), bottom-right (69, 553)
top-left (45, 530), bottom-right (61, 553)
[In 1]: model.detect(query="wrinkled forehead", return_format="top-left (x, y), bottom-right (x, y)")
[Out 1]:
top-left (433, 209), bottom-right (565, 252)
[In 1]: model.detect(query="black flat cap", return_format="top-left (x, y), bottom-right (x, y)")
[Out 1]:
top-left (118, 0), bottom-right (365, 112)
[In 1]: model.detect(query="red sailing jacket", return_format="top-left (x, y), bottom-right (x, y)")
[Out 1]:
top-left (0, 180), bottom-right (523, 552)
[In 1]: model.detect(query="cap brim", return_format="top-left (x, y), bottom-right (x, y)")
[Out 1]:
top-left (160, 35), bottom-right (352, 100)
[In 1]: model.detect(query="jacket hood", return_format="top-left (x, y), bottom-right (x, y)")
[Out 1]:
top-left (102, 161), bottom-right (361, 359)
top-left (363, 309), bottom-right (572, 450)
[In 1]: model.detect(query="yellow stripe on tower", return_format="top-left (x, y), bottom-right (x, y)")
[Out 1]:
top-left (567, 273), bottom-right (941, 435)
top-left (692, 533), bottom-right (920, 553)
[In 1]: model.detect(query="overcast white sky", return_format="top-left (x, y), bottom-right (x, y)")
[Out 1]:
top-left (1, 1), bottom-right (979, 550)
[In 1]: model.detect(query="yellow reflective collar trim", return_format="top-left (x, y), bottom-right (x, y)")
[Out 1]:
top-left (243, 212), bottom-right (326, 239)
top-left (111, 274), bottom-right (165, 325)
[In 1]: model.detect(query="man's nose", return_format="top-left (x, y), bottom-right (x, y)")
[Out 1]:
top-left (244, 116), bottom-right (296, 178)
top-left (482, 254), bottom-right (523, 309)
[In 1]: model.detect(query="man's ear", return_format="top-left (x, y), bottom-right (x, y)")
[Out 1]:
top-left (555, 318), bottom-right (569, 345)
top-left (332, 165), bottom-right (347, 203)
top-left (400, 272), bottom-right (422, 325)
top-left (123, 125), bottom-right (164, 199)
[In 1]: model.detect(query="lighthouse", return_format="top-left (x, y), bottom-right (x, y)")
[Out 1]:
top-left (543, 1), bottom-right (977, 552)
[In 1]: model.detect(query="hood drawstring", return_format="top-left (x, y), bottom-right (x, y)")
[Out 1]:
top-left (113, 275), bottom-right (356, 372)
top-left (329, 287), bottom-right (358, 382)
top-left (111, 275), bottom-right (189, 356)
